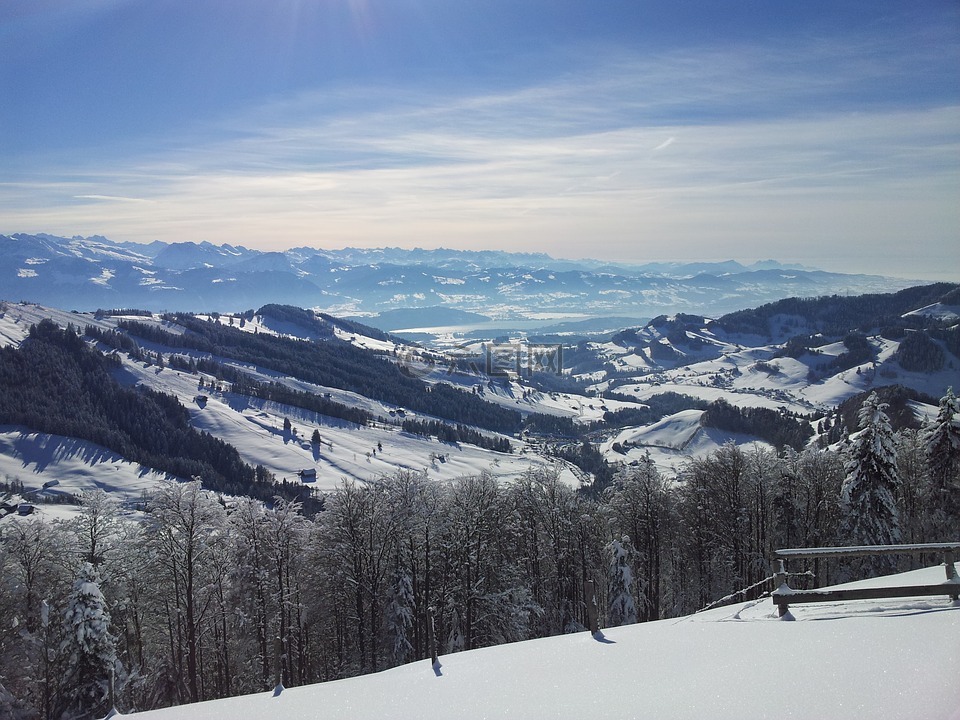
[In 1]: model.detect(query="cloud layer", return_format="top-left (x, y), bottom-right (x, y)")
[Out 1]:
top-left (2, 29), bottom-right (958, 278)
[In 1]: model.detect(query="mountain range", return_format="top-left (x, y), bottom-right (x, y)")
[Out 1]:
top-left (1, 233), bottom-right (920, 318)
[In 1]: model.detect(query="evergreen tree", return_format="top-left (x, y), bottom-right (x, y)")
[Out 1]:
top-left (606, 537), bottom-right (637, 627)
top-left (61, 563), bottom-right (117, 719)
top-left (923, 388), bottom-right (960, 538)
top-left (384, 559), bottom-right (415, 666)
top-left (840, 393), bottom-right (901, 574)
top-left (602, 453), bottom-right (669, 621)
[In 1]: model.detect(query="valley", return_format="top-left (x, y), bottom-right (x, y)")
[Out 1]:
top-left (1, 281), bottom-right (956, 506)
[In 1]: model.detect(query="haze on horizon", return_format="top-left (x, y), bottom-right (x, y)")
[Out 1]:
top-left (1, 1), bottom-right (958, 281)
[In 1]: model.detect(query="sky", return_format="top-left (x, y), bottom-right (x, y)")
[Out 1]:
top-left (1, 1), bottom-right (958, 280)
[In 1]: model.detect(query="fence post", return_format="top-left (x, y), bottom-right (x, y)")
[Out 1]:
top-left (273, 636), bottom-right (284, 691)
top-left (944, 550), bottom-right (958, 580)
top-left (427, 606), bottom-right (438, 666)
top-left (945, 551), bottom-right (959, 601)
top-left (773, 558), bottom-right (787, 589)
top-left (583, 579), bottom-right (598, 634)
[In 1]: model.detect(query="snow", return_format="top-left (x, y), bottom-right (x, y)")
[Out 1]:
top-left (123, 566), bottom-right (960, 720)
top-left (117, 362), bottom-right (581, 490)
top-left (0, 425), bottom-right (176, 510)
top-left (332, 325), bottom-right (395, 352)
top-left (906, 302), bottom-right (960, 323)
top-left (1, 302), bottom-right (954, 497)
top-left (0, 302), bottom-right (583, 490)
top-left (602, 409), bottom-right (775, 474)
top-left (90, 268), bottom-right (114, 287)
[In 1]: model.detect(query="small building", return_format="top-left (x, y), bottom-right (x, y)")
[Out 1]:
top-left (297, 469), bottom-right (317, 481)
top-left (17, 503), bottom-right (34, 516)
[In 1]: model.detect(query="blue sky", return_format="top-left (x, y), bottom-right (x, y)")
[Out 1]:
top-left (1, 0), bottom-right (958, 279)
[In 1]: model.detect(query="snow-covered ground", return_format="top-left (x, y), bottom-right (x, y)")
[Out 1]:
top-left (0, 426), bottom-right (174, 505)
top-left (597, 331), bottom-right (957, 417)
top-left (0, 305), bottom-right (584, 491)
top-left (123, 565), bottom-right (960, 720)
top-left (1, 301), bottom-right (955, 493)
top-left (600, 409), bottom-right (775, 475)
top-left (118, 360), bottom-right (581, 491)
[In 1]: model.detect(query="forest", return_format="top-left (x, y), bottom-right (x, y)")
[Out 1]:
top-left (714, 282), bottom-right (959, 337)
top-left (117, 316), bottom-right (522, 434)
top-left (699, 398), bottom-right (814, 451)
top-left (1, 388), bottom-right (956, 718)
top-left (400, 418), bottom-right (513, 453)
top-left (0, 320), bottom-right (315, 509)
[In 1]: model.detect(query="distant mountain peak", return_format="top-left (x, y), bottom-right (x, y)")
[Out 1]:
top-left (0, 232), bottom-right (921, 316)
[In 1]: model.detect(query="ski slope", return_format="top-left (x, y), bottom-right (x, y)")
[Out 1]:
top-left (123, 566), bottom-right (960, 720)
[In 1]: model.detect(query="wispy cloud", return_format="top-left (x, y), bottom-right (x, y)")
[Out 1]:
top-left (2, 37), bottom-right (958, 277)
top-left (74, 194), bottom-right (155, 203)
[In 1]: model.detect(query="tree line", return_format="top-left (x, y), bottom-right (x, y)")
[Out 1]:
top-left (401, 419), bottom-right (513, 453)
top-left (699, 398), bottom-right (814, 451)
top-left (117, 315), bottom-right (522, 434)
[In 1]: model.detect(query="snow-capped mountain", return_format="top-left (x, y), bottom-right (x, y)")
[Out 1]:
top-left (0, 233), bottom-right (919, 316)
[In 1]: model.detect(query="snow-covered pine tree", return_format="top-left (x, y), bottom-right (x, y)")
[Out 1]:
top-left (61, 562), bottom-right (118, 719)
top-left (384, 558), bottom-right (415, 666)
top-left (606, 537), bottom-right (637, 626)
top-left (602, 452), bottom-right (668, 621)
top-left (445, 609), bottom-right (465, 653)
top-left (840, 392), bottom-right (901, 575)
top-left (923, 387), bottom-right (960, 537)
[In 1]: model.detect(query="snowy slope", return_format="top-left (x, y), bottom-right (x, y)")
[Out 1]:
top-left (0, 305), bottom-right (583, 491)
top-left (0, 426), bottom-right (175, 499)
top-left (594, 323), bottom-right (957, 418)
top-left (1, 301), bottom-right (954, 495)
top-left (601, 409), bottom-right (775, 474)
top-left (117, 360), bottom-right (580, 491)
top-left (124, 566), bottom-right (960, 720)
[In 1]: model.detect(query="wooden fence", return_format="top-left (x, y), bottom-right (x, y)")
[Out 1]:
top-left (770, 542), bottom-right (960, 617)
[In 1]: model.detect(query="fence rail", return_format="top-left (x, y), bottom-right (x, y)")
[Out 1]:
top-left (771, 542), bottom-right (960, 618)
top-left (774, 542), bottom-right (960, 562)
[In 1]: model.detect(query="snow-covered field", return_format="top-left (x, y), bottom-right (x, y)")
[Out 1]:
top-left (599, 409), bottom-right (776, 475)
top-left (124, 566), bottom-right (960, 720)
top-left (599, 330), bottom-right (957, 417)
top-left (0, 305), bottom-right (584, 492)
